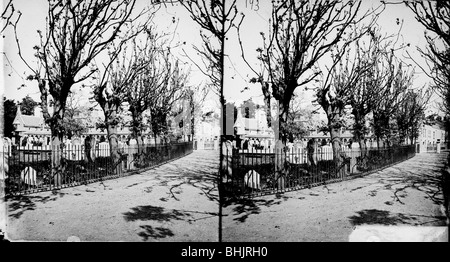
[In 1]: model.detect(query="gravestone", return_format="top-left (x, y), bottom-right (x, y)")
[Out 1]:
top-left (244, 170), bottom-right (261, 190)
top-left (20, 166), bottom-right (37, 186)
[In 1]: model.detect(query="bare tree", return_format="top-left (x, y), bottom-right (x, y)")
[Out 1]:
top-left (147, 59), bottom-right (188, 145)
top-left (184, 83), bottom-right (209, 142)
top-left (316, 41), bottom-right (373, 175)
top-left (405, 1), bottom-right (450, 131)
top-left (371, 56), bottom-right (412, 148)
top-left (346, 24), bottom-right (405, 166)
top-left (239, 0), bottom-right (380, 186)
top-left (395, 87), bottom-right (431, 145)
top-left (93, 29), bottom-right (154, 172)
top-left (246, 1), bottom-right (378, 146)
top-left (14, 0), bottom-right (146, 186)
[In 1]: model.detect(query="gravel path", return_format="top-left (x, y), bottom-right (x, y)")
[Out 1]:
top-left (223, 152), bottom-right (449, 242)
top-left (5, 150), bottom-right (220, 242)
top-left (4, 151), bottom-right (448, 242)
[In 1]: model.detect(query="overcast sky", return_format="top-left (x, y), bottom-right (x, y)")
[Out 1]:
top-left (1, 0), bottom-right (444, 116)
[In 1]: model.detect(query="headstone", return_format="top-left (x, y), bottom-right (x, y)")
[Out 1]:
top-left (244, 170), bottom-right (261, 190)
top-left (20, 166), bottom-right (37, 186)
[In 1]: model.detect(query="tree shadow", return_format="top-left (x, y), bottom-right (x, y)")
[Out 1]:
top-left (223, 197), bottom-right (284, 223)
top-left (123, 205), bottom-right (193, 241)
top-left (367, 162), bottom-right (446, 207)
top-left (138, 225), bottom-right (174, 241)
top-left (349, 209), bottom-right (446, 226)
top-left (6, 191), bottom-right (66, 219)
top-left (123, 205), bottom-right (192, 222)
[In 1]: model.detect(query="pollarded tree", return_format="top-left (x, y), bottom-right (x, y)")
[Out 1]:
top-left (395, 87), bottom-right (431, 145)
top-left (147, 59), bottom-right (189, 145)
top-left (14, 0), bottom-right (146, 186)
top-left (347, 24), bottom-right (407, 165)
top-left (251, 0), bottom-right (378, 146)
top-left (239, 0), bottom-right (380, 186)
top-left (316, 43), bottom-right (373, 175)
top-left (127, 32), bottom-right (173, 149)
top-left (371, 57), bottom-right (412, 148)
top-left (93, 21), bottom-right (159, 171)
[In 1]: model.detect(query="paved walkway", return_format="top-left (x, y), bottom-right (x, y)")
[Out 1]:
top-left (223, 152), bottom-right (449, 242)
top-left (5, 150), bottom-right (220, 241)
top-left (3, 151), bottom-right (448, 242)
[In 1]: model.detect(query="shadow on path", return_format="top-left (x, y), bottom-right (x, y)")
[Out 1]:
top-left (224, 193), bottom-right (289, 223)
top-left (123, 205), bottom-right (192, 241)
top-left (352, 153), bottom-right (449, 207)
top-left (123, 205), bottom-right (219, 241)
top-left (123, 205), bottom-right (192, 222)
top-left (138, 225), bottom-right (174, 240)
top-left (7, 190), bottom-right (66, 219)
top-left (349, 209), bottom-right (446, 226)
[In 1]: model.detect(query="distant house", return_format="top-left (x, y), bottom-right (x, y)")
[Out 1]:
top-left (12, 105), bottom-right (50, 138)
top-left (417, 122), bottom-right (448, 151)
top-left (234, 107), bottom-right (274, 140)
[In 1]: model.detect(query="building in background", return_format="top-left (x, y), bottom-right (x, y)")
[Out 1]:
top-left (417, 122), bottom-right (448, 152)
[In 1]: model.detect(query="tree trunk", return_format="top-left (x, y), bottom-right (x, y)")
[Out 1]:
top-left (50, 110), bottom-right (65, 187)
top-left (136, 134), bottom-right (144, 166)
top-left (106, 122), bottom-right (121, 175)
top-left (51, 131), bottom-right (64, 187)
top-left (131, 109), bottom-right (145, 166)
top-left (275, 101), bottom-right (289, 190)
top-left (330, 127), bottom-right (346, 178)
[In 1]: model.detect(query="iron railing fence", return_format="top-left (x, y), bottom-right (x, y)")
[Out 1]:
top-left (223, 145), bottom-right (416, 198)
top-left (3, 141), bottom-right (193, 195)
